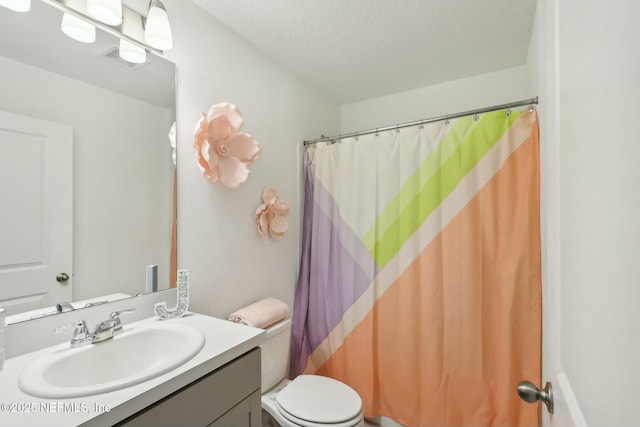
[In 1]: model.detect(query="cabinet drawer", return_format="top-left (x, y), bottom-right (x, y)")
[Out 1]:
top-left (117, 347), bottom-right (261, 427)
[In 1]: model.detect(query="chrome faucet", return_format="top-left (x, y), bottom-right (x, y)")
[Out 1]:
top-left (56, 301), bottom-right (75, 313)
top-left (56, 309), bottom-right (136, 347)
top-left (92, 309), bottom-right (135, 343)
top-left (55, 320), bottom-right (91, 347)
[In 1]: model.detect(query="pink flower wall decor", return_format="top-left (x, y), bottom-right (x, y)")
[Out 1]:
top-left (193, 102), bottom-right (261, 188)
top-left (256, 187), bottom-right (290, 239)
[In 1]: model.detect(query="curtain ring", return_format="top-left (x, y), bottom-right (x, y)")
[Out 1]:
top-left (473, 112), bottom-right (479, 122)
top-left (505, 104), bottom-right (512, 117)
top-left (419, 120), bottom-right (424, 131)
top-left (375, 128), bottom-right (379, 138)
top-left (395, 124), bottom-right (400, 135)
top-left (444, 116), bottom-right (450, 127)
top-left (528, 104), bottom-right (534, 113)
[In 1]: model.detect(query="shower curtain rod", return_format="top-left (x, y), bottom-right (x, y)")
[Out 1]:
top-left (303, 96), bottom-right (539, 146)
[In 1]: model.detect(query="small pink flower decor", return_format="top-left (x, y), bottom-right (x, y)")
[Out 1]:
top-left (194, 102), bottom-right (261, 188)
top-left (256, 187), bottom-right (290, 239)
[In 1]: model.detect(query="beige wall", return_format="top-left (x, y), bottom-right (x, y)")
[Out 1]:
top-left (340, 65), bottom-right (533, 134)
top-left (162, 0), bottom-right (340, 318)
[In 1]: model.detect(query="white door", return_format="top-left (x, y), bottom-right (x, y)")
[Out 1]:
top-left (533, 0), bottom-right (589, 425)
top-left (0, 111), bottom-right (73, 316)
top-left (537, 0), bottom-right (585, 423)
top-left (532, 0), bottom-right (640, 425)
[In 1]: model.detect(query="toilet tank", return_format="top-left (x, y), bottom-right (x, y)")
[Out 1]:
top-left (261, 318), bottom-right (292, 392)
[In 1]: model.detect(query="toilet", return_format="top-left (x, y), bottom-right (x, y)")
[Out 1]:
top-left (260, 318), bottom-right (364, 427)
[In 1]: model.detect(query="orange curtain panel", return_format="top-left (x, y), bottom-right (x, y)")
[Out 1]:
top-left (291, 109), bottom-right (541, 427)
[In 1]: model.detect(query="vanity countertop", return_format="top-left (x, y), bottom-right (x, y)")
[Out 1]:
top-left (0, 313), bottom-right (266, 427)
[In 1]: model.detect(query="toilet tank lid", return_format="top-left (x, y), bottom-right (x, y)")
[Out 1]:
top-left (265, 318), bottom-right (291, 338)
top-left (276, 375), bottom-right (362, 424)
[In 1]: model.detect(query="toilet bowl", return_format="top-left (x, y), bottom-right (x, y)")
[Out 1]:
top-left (260, 319), bottom-right (364, 427)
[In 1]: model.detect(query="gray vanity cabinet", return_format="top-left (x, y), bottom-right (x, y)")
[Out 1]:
top-left (116, 348), bottom-right (262, 427)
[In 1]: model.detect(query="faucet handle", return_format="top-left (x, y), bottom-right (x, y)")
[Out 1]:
top-left (55, 320), bottom-right (88, 334)
top-left (110, 308), bottom-right (135, 320)
top-left (56, 320), bottom-right (91, 347)
top-left (108, 309), bottom-right (135, 337)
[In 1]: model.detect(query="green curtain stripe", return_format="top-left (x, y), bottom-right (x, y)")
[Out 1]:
top-left (369, 110), bottom-right (523, 267)
top-left (362, 115), bottom-right (477, 250)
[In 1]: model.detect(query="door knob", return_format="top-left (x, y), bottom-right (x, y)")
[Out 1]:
top-left (517, 381), bottom-right (554, 414)
top-left (56, 272), bottom-right (70, 283)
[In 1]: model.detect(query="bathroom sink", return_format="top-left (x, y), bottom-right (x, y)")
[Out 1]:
top-left (19, 321), bottom-right (206, 398)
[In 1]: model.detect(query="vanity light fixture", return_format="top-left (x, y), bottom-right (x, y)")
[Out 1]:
top-left (0, 0), bottom-right (30, 12)
top-left (86, 0), bottom-right (122, 26)
top-left (117, 6), bottom-right (146, 63)
top-left (119, 38), bottom-right (146, 63)
top-left (61, 12), bottom-right (96, 42)
top-left (47, 0), bottom-right (172, 54)
top-left (60, 0), bottom-right (96, 43)
top-left (144, 0), bottom-right (172, 50)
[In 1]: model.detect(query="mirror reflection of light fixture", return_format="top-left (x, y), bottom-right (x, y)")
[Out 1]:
top-left (118, 6), bottom-right (146, 63)
top-left (0, 0), bottom-right (31, 12)
top-left (119, 39), bottom-right (146, 64)
top-left (86, 0), bottom-right (122, 26)
top-left (61, 12), bottom-right (96, 43)
top-left (144, 0), bottom-right (172, 50)
top-left (45, 0), bottom-right (173, 54)
top-left (60, 0), bottom-right (96, 43)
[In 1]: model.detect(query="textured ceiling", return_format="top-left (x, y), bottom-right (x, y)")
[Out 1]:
top-left (190, 0), bottom-right (537, 104)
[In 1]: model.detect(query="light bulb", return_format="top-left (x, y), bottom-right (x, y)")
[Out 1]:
top-left (0, 0), bottom-right (31, 12)
top-left (86, 0), bottom-right (122, 26)
top-left (61, 13), bottom-right (96, 43)
top-left (119, 39), bottom-right (146, 64)
top-left (145, 1), bottom-right (172, 50)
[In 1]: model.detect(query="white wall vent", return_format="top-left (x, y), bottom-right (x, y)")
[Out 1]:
top-left (101, 47), bottom-right (146, 70)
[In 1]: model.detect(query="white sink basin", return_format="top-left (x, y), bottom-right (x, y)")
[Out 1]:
top-left (19, 321), bottom-right (206, 398)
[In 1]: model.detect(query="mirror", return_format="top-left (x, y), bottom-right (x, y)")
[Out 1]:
top-left (0, 0), bottom-right (177, 323)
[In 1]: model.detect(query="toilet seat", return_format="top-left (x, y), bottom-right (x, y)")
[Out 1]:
top-left (276, 401), bottom-right (363, 427)
top-left (275, 375), bottom-right (363, 427)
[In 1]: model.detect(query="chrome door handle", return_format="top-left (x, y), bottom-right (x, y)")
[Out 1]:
top-left (56, 272), bottom-right (70, 283)
top-left (517, 381), bottom-right (554, 414)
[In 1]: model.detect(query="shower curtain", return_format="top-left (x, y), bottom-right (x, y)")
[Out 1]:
top-left (290, 108), bottom-right (541, 427)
